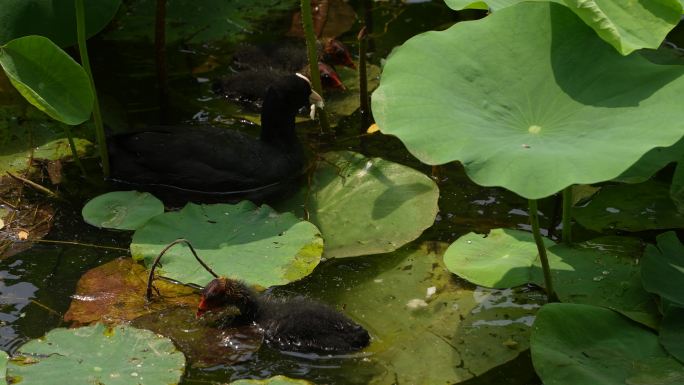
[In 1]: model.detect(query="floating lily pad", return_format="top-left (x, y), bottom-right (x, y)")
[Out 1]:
top-left (661, 306), bottom-right (684, 363)
top-left (445, 229), bottom-right (655, 325)
top-left (642, 231), bottom-right (684, 309)
top-left (131, 201), bottom-right (323, 287)
top-left (573, 180), bottom-right (684, 232)
top-left (0, 0), bottom-right (121, 47)
top-left (293, 242), bottom-right (543, 383)
top-left (133, 306), bottom-right (263, 368)
top-left (372, 2), bottom-right (684, 199)
top-left (229, 376), bottom-right (314, 385)
top-left (103, 0), bottom-right (297, 46)
top-left (443, 228), bottom-right (555, 289)
top-left (0, 35), bottom-right (94, 125)
top-left (0, 350), bottom-right (7, 385)
top-left (7, 323), bottom-right (185, 385)
top-left (325, 64), bottom-right (381, 121)
top-left (82, 191), bottom-right (164, 230)
top-left (64, 258), bottom-right (198, 326)
top-left (531, 303), bottom-right (684, 385)
top-left (277, 151), bottom-right (439, 258)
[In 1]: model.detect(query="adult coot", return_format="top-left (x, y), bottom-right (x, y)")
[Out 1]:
top-left (108, 73), bottom-right (322, 203)
top-left (197, 277), bottom-right (371, 354)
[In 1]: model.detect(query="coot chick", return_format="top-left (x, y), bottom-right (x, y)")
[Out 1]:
top-left (108, 74), bottom-right (322, 203)
top-left (197, 277), bottom-right (371, 354)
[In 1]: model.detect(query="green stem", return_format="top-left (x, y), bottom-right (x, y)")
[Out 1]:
top-left (300, 0), bottom-right (330, 132)
top-left (75, 0), bottom-right (109, 177)
top-left (529, 199), bottom-right (559, 302)
top-left (358, 26), bottom-right (369, 133)
top-left (561, 186), bottom-right (573, 244)
top-left (62, 125), bottom-right (87, 177)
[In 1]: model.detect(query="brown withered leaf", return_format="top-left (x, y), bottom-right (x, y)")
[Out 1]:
top-left (64, 257), bottom-right (199, 326)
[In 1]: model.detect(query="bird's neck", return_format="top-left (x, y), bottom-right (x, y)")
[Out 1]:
top-left (259, 89), bottom-right (300, 149)
top-left (232, 284), bottom-right (262, 322)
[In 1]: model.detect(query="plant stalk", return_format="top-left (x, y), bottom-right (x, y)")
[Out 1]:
top-left (358, 26), bottom-right (369, 133)
top-left (528, 199), bottom-right (559, 302)
top-left (146, 239), bottom-right (219, 301)
top-left (300, 0), bottom-right (330, 132)
top-left (62, 124), bottom-right (87, 177)
top-left (561, 186), bottom-right (573, 244)
top-left (75, 0), bottom-right (109, 177)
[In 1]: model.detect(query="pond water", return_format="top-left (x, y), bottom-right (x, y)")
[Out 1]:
top-left (0, 0), bottom-right (573, 383)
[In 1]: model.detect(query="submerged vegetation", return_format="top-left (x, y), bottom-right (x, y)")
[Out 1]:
top-left (1, 0), bottom-right (684, 384)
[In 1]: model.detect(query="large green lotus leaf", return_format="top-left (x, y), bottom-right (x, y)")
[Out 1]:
top-left (294, 242), bottom-right (543, 384)
top-left (372, 2), bottom-right (684, 199)
top-left (573, 180), bottom-right (684, 232)
top-left (443, 228), bottom-right (555, 288)
top-left (64, 258), bottom-right (198, 326)
top-left (82, 191), bottom-right (164, 231)
top-left (131, 201), bottom-right (323, 287)
top-left (0, 0), bottom-right (121, 47)
top-left (562, 0), bottom-right (682, 55)
top-left (277, 151), bottom-right (438, 258)
top-left (132, 307), bottom-right (263, 368)
top-left (0, 36), bottom-right (94, 125)
top-left (642, 231), bottom-right (684, 308)
top-left (672, 160), bottom-right (684, 212)
top-left (615, 136), bottom-right (684, 183)
top-left (444, 0), bottom-right (559, 11)
top-left (7, 323), bottom-right (185, 385)
top-left (661, 306), bottom-right (684, 362)
top-left (531, 303), bottom-right (684, 385)
top-left (103, 0), bottom-right (297, 45)
top-left (229, 376), bottom-right (313, 385)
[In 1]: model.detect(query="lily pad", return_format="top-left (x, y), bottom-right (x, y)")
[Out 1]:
top-left (292, 242), bottom-right (543, 384)
top-left (0, 350), bottom-right (7, 385)
top-left (0, 35), bottom-right (94, 125)
top-left (443, 228), bottom-right (555, 289)
top-left (82, 191), bottom-right (164, 230)
top-left (531, 303), bottom-right (684, 385)
top-left (64, 258), bottom-right (198, 326)
top-left (229, 376), bottom-right (314, 385)
top-left (131, 201), bottom-right (323, 287)
top-left (7, 323), bottom-right (186, 385)
top-left (642, 231), bottom-right (684, 308)
top-left (573, 180), bottom-right (684, 232)
top-left (372, 2), bottom-right (684, 199)
top-left (325, 64), bottom-right (381, 122)
top-left (661, 306), bottom-right (684, 363)
top-left (0, 0), bottom-right (121, 47)
top-left (277, 151), bottom-right (439, 258)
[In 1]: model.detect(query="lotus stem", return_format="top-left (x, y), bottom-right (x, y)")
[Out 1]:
top-left (358, 27), bottom-right (370, 136)
top-left (561, 186), bottom-right (573, 244)
top-left (155, 0), bottom-right (169, 123)
top-left (62, 124), bottom-right (87, 177)
top-left (300, 0), bottom-right (330, 132)
top-left (528, 199), bottom-right (559, 302)
top-left (75, 0), bottom-right (109, 177)
top-left (146, 238), bottom-right (219, 301)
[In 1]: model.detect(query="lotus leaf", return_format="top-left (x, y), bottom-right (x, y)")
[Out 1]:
top-left (325, 64), bottom-right (381, 122)
top-left (64, 258), bottom-right (198, 326)
top-left (0, 0), bottom-right (121, 47)
top-left (573, 180), bottom-right (684, 232)
top-left (372, 2), bottom-right (684, 199)
top-left (0, 36), bottom-right (94, 125)
top-left (291, 242), bottom-right (543, 383)
top-left (131, 201), bottom-right (323, 287)
top-left (642, 231), bottom-right (684, 308)
top-left (82, 191), bottom-right (164, 231)
top-left (531, 303), bottom-right (684, 385)
top-left (103, 0), bottom-right (297, 45)
top-left (229, 376), bottom-right (314, 385)
top-left (443, 228), bottom-right (555, 288)
top-left (444, 0), bottom-right (558, 11)
top-left (0, 350), bottom-right (6, 385)
top-left (661, 306), bottom-right (684, 363)
top-left (615, 137), bottom-right (684, 183)
top-left (7, 323), bottom-right (185, 385)
top-left (277, 151), bottom-right (439, 258)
